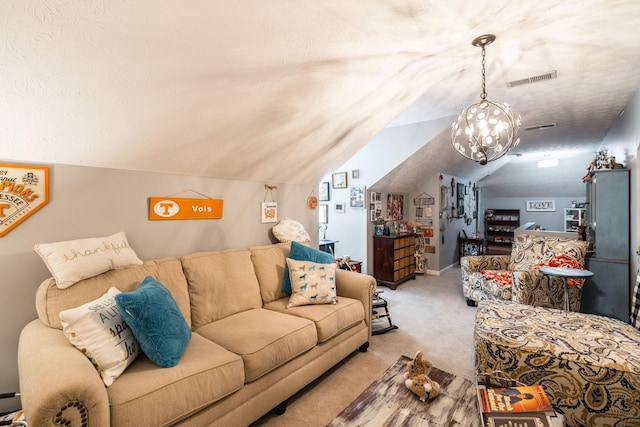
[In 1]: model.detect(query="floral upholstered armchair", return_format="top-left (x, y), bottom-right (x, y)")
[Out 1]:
top-left (461, 234), bottom-right (588, 311)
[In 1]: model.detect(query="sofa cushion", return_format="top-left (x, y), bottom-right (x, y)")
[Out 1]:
top-left (264, 296), bottom-right (364, 343)
top-left (59, 287), bottom-right (139, 386)
top-left (286, 258), bottom-right (338, 307)
top-left (115, 276), bottom-right (192, 368)
top-left (282, 241), bottom-right (334, 294)
top-left (107, 333), bottom-right (245, 427)
top-left (181, 248), bottom-right (263, 329)
top-left (194, 308), bottom-right (317, 382)
top-left (271, 218), bottom-right (311, 243)
top-left (249, 242), bottom-right (290, 305)
top-left (36, 257), bottom-right (192, 330)
top-left (510, 235), bottom-right (588, 271)
top-left (34, 231), bottom-right (143, 289)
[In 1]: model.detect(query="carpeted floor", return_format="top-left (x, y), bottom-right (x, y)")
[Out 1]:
top-left (252, 266), bottom-right (478, 427)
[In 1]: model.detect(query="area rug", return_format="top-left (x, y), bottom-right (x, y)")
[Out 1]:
top-left (327, 355), bottom-right (481, 427)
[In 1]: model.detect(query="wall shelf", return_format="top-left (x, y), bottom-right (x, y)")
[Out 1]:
top-left (564, 207), bottom-right (586, 232)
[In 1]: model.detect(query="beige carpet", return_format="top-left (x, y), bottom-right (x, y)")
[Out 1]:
top-left (252, 266), bottom-right (478, 427)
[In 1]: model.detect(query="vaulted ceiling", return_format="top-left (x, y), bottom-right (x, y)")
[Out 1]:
top-left (2, 1), bottom-right (639, 197)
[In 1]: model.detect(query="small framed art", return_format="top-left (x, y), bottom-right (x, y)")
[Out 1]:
top-left (335, 201), bottom-right (346, 213)
top-left (319, 181), bottom-right (330, 201)
top-left (387, 193), bottom-right (403, 220)
top-left (332, 172), bottom-right (348, 189)
top-left (350, 185), bottom-right (365, 208)
top-left (261, 202), bottom-right (278, 223)
top-left (319, 204), bottom-right (328, 224)
top-left (526, 200), bottom-right (556, 212)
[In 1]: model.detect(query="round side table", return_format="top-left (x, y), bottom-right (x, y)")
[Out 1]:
top-left (539, 266), bottom-right (594, 311)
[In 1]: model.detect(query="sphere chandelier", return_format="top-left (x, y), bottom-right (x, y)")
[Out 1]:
top-left (451, 34), bottom-right (521, 165)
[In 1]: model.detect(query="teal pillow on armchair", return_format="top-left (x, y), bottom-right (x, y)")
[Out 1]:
top-left (282, 241), bottom-right (335, 294)
top-left (115, 276), bottom-right (191, 368)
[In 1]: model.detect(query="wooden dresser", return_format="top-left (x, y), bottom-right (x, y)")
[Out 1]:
top-left (373, 234), bottom-right (416, 289)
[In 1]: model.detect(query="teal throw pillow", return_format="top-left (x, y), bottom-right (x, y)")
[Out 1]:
top-left (115, 276), bottom-right (191, 368)
top-left (282, 241), bottom-right (334, 294)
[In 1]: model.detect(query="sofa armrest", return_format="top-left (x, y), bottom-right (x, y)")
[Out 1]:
top-left (335, 269), bottom-right (376, 338)
top-left (18, 320), bottom-right (110, 427)
top-left (511, 270), bottom-right (582, 311)
top-left (460, 255), bottom-right (511, 277)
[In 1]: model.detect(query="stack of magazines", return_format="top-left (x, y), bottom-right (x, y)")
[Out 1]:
top-left (477, 384), bottom-right (561, 427)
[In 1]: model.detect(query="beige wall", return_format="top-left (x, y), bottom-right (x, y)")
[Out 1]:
top-left (0, 162), bottom-right (315, 412)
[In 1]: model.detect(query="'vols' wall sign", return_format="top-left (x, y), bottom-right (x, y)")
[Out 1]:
top-left (148, 197), bottom-right (223, 220)
top-left (0, 164), bottom-right (49, 237)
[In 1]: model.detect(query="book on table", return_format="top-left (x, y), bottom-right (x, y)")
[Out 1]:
top-left (477, 384), bottom-right (555, 427)
top-left (483, 412), bottom-right (552, 427)
top-left (477, 385), bottom-right (553, 413)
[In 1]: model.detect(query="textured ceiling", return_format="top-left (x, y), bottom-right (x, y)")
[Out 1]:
top-left (2, 1), bottom-right (639, 197)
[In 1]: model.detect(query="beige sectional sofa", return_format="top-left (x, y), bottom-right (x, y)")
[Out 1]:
top-left (18, 242), bottom-right (375, 426)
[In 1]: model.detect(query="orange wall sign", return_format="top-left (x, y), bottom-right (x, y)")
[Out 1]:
top-left (149, 197), bottom-right (223, 220)
top-left (0, 164), bottom-right (49, 237)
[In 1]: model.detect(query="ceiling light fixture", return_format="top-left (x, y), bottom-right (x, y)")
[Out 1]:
top-left (537, 158), bottom-right (558, 168)
top-left (451, 34), bottom-right (521, 165)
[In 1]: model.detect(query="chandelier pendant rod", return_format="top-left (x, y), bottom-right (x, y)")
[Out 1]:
top-left (480, 44), bottom-right (487, 101)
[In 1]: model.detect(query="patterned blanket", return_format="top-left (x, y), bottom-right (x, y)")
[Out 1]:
top-left (480, 254), bottom-right (585, 288)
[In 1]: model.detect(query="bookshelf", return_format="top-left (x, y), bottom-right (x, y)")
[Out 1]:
top-left (563, 208), bottom-right (586, 232)
top-left (485, 209), bottom-right (520, 255)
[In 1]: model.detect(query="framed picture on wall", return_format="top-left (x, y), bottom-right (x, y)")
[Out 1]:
top-left (261, 202), bottom-right (278, 223)
top-left (335, 201), bottom-right (346, 213)
top-left (387, 193), bottom-right (403, 220)
top-left (319, 181), bottom-right (330, 201)
top-left (526, 200), bottom-right (556, 212)
top-left (370, 201), bottom-right (382, 221)
top-left (350, 185), bottom-right (365, 208)
top-left (332, 172), bottom-right (348, 189)
top-left (319, 204), bottom-right (328, 224)
top-left (457, 182), bottom-right (465, 216)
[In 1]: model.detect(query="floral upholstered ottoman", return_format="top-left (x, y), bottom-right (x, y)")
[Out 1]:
top-left (475, 300), bottom-right (640, 427)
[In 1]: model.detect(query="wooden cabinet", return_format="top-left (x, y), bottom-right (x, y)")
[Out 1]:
top-left (485, 209), bottom-right (520, 254)
top-left (564, 208), bottom-right (586, 232)
top-left (373, 234), bottom-right (416, 289)
top-left (582, 169), bottom-right (630, 322)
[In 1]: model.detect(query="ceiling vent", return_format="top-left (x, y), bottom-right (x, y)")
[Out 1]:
top-left (506, 70), bottom-right (557, 88)
top-left (525, 123), bottom-right (557, 131)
